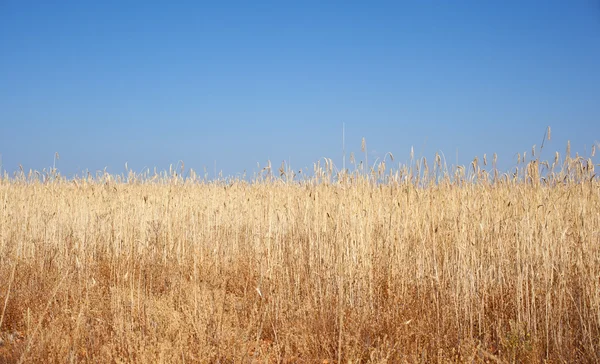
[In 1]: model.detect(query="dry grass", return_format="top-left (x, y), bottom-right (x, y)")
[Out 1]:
top-left (0, 147), bottom-right (599, 363)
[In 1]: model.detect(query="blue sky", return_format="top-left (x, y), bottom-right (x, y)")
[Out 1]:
top-left (1, 1), bottom-right (599, 178)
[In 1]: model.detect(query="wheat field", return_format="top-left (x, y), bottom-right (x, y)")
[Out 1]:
top-left (0, 147), bottom-right (599, 363)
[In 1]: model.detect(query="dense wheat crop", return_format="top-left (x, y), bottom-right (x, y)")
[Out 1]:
top-left (0, 149), bottom-right (599, 363)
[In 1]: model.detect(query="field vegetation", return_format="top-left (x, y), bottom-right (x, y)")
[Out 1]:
top-left (1, 140), bottom-right (599, 363)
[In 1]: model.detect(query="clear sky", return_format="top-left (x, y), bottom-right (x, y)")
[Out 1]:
top-left (1, 1), bottom-right (599, 179)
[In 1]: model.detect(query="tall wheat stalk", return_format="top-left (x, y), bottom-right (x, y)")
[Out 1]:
top-left (0, 144), bottom-right (598, 362)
